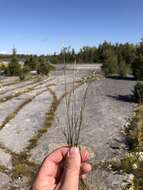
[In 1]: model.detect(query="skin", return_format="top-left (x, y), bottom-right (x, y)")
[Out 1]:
top-left (31, 147), bottom-right (92, 190)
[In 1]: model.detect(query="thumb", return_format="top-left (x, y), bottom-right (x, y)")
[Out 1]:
top-left (61, 147), bottom-right (81, 190)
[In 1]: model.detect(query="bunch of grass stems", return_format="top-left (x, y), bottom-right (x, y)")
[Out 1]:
top-left (62, 60), bottom-right (91, 190)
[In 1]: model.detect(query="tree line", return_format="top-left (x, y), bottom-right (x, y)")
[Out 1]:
top-left (50, 40), bottom-right (143, 80)
top-left (0, 49), bottom-right (54, 80)
top-left (0, 39), bottom-right (143, 80)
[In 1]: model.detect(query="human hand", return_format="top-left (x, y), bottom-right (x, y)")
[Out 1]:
top-left (31, 147), bottom-right (92, 190)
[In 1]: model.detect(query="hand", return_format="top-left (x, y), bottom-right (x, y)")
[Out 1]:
top-left (31, 147), bottom-right (92, 190)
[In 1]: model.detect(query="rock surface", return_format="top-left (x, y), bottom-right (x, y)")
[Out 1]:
top-left (0, 148), bottom-right (12, 169)
top-left (0, 69), bottom-right (137, 189)
top-left (0, 91), bottom-right (53, 153)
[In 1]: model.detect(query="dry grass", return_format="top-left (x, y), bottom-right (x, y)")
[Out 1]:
top-left (62, 61), bottom-right (89, 147)
top-left (61, 61), bottom-right (91, 190)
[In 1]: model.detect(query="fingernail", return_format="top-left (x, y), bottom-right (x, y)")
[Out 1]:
top-left (68, 147), bottom-right (79, 157)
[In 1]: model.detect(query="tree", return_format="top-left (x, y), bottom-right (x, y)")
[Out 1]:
top-left (7, 49), bottom-right (21, 76)
top-left (132, 40), bottom-right (143, 80)
top-left (60, 47), bottom-right (76, 63)
top-left (100, 43), bottom-right (118, 76)
top-left (98, 41), bottom-right (114, 63)
top-left (133, 82), bottom-right (143, 103)
top-left (0, 64), bottom-right (7, 75)
top-left (77, 46), bottom-right (98, 63)
top-left (102, 54), bottom-right (118, 76)
top-left (37, 57), bottom-right (54, 75)
top-left (132, 54), bottom-right (143, 80)
top-left (118, 59), bottom-right (128, 78)
top-left (24, 55), bottom-right (39, 70)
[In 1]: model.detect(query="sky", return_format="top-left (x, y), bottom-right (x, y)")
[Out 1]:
top-left (0, 0), bottom-right (143, 54)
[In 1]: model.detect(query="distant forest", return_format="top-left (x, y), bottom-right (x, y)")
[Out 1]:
top-left (0, 39), bottom-right (143, 80)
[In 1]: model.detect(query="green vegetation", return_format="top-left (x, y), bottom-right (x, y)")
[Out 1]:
top-left (124, 106), bottom-right (143, 189)
top-left (118, 59), bottom-right (129, 78)
top-left (7, 49), bottom-right (22, 77)
top-left (26, 88), bottom-right (58, 151)
top-left (80, 72), bottom-right (104, 84)
top-left (37, 57), bottom-right (54, 75)
top-left (101, 42), bottom-right (133, 77)
top-left (104, 106), bottom-right (143, 190)
top-left (131, 40), bottom-right (143, 80)
top-left (1, 39), bottom-right (143, 80)
top-left (0, 49), bottom-right (55, 80)
top-left (11, 152), bottom-right (38, 179)
top-left (133, 82), bottom-right (143, 103)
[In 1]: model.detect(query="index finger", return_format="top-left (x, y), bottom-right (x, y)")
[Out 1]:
top-left (36, 147), bottom-right (90, 182)
top-left (44, 146), bottom-right (90, 164)
top-left (46, 146), bottom-right (69, 164)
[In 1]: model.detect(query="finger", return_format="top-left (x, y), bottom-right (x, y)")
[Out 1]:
top-left (32, 160), bottom-right (56, 190)
top-left (38, 147), bottom-right (69, 178)
top-left (81, 163), bottom-right (92, 174)
top-left (32, 147), bottom-right (91, 190)
top-left (61, 147), bottom-right (81, 190)
top-left (47, 146), bottom-right (69, 164)
top-left (41, 147), bottom-right (90, 177)
top-left (81, 174), bottom-right (87, 179)
top-left (40, 147), bottom-right (91, 180)
top-left (32, 147), bottom-right (69, 189)
top-left (43, 147), bottom-right (89, 166)
top-left (80, 149), bottom-right (90, 162)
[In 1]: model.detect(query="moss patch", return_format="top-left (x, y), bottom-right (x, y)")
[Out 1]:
top-left (11, 152), bottom-right (39, 180)
top-left (26, 88), bottom-right (59, 151)
top-left (0, 98), bottom-right (33, 129)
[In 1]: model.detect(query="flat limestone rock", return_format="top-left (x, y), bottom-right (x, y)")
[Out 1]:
top-left (29, 84), bottom-right (91, 164)
top-left (0, 148), bottom-right (12, 169)
top-left (0, 84), bottom-right (50, 126)
top-left (29, 77), bottom-right (136, 189)
top-left (0, 77), bottom-right (51, 101)
top-left (0, 91), bottom-right (53, 153)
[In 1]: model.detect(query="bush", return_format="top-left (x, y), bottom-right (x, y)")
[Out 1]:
top-left (133, 82), bottom-right (143, 103)
top-left (19, 70), bottom-right (25, 81)
top-left (37, 59), bottom-right (54, 75)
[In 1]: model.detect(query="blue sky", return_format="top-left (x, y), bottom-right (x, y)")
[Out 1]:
top-left (0, 0), bottom-right (143, 54)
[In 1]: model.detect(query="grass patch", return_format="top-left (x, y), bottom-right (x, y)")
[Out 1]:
top-left (11, 153), bottom-right (38, 179)
top-left (80, 72), bottom-right (104, 84)
top-left (26, 89), bottom-right (59, 151)
top-left (0, 87), bottom-right (34, 103)
top-left (0, 98), bottom-right (33, 129)
top-left (124, 105), bottom-right (143, 189)
top-left (8, 186), bottom-right (18, 190)
top-left (0, 164), bottom-right (9, 174)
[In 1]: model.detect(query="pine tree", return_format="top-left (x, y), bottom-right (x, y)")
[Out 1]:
top-left (8, 49), bottom-right (21, 76)
top-left (37, 57), bottom-right (54, 75)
